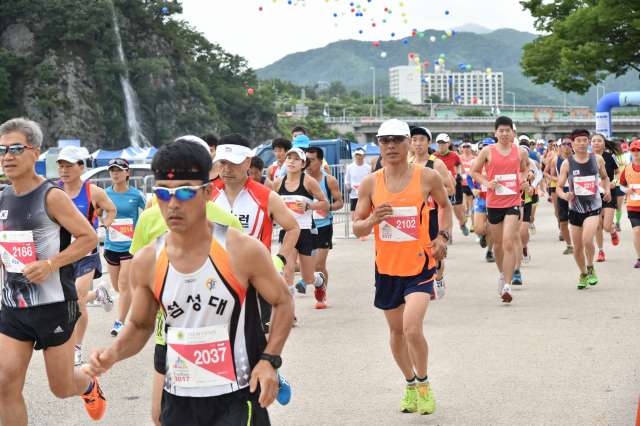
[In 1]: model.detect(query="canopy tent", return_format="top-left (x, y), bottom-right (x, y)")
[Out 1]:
top-left (351, 142), bottom-right (380, 156)
top-left (92, 147), bottom-right (156, 166)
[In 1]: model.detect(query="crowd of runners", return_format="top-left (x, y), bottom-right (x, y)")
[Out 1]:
top-left (0, 115), bottom-right (638, 425)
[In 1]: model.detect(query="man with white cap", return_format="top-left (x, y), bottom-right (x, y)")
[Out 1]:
top-left (56, 145), bottom-right (116, 365)
top-left (433, 133), bottom-right (468, 240)
top-left (353, 118), bottom-right (452, 415)
top-left (346, 147), bottom-right (371, 240)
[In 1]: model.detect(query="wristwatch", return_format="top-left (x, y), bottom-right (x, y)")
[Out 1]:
top-left (437, 230), bottom-right (450, 242)
top-left (260, 353), bottom-right (282, 369)
top-left (305, 203), bottom-right (311, 211)
top-left (275, 253), bottom-right (287, 266)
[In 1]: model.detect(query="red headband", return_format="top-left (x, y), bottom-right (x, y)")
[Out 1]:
top-left (570, 132), bottom-right (589, 141)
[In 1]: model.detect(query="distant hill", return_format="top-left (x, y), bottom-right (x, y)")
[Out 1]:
top-left (256, 28), bottom-right (639, 108)
top-left (452, 23), bottom-right (493, 34)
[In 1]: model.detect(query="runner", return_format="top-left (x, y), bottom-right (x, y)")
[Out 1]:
top-left (0, 118), bottom-right (106, 423)
top-left (619, 140), bottom-right (640, 267)
top-left (346, 147), bottom-right (371, 241)
top-left (129, 138), bottom-right (247, 426)
top-left (273, 148), bottom-right (329, 312)
top-left (101, 158), bottom-right (147, 338)
top-left (86, 140), bottom-right (295, 426)
top-left (352, 118), bottom-right (452, 415)
top-left (291, 126), bottom-right (331, 174)
top-left (266, 138), bottom-right (291, 183)
top-left (614, 140), bottom-right (627, 232)
top-left (56, 146), bottom-right (117, 365)
top-left (410, 126), bottom-right (454, 298)
top-left (249, 156), bottom-right (274, 190)
top-left (467, 139), bottom-right (495, 263)
top-left (304, 146), bottom-right (344, 307)
top-left (433, 133), bottom-right (468, 241)
top-left (370, 154), bottom-right (385, 173)
top-left (546, 136), bottom-right (575, 254)
top-left (459, 139), bottom-right (476, 232)
top-left (591, 134), bottom-right (622, 261)
top-left (469, 116), bottom-right (529, 303)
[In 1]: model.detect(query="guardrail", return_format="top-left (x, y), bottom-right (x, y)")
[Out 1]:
top-left (325, 116), bottom-right (640, 124)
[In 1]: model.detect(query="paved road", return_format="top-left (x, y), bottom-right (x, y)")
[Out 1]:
top-left (16, 200), bottom-right (640, 425)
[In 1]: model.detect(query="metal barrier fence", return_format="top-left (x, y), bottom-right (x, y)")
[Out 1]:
top-left (88, 175), bottom-right (154, 195)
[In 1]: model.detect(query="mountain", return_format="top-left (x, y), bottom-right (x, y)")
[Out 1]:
top-left (452, 23), bottom-right (493, 34)
top-left (255, 28), bottom-right (640, 108)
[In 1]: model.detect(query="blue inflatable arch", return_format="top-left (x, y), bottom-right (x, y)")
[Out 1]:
top-left (596, 91), bottom-right (640, 137)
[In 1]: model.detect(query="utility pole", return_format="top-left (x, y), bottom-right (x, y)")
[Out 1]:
top-left (380, 88), bottom-right (383, 118)
top-left (370, 67), bottom-right (376, 116)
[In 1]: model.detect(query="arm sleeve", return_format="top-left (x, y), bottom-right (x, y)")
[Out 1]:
top-left (620, 168), bottom-right (627, 187)
top-left (466, 174), bottom-right (475, 187)
top-left (530, 164), bottom-right (543, 187)
top-left (345, 165), bottom-right (352, 185)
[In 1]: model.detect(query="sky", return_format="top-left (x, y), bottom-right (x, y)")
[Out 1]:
top-left (180, 0), bottom-right (539, 69)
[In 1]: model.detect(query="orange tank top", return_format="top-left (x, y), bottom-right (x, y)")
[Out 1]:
top-left (373, 164), bottom-right (436, 276)
top-left (624, 164), bottom-right (640, 209)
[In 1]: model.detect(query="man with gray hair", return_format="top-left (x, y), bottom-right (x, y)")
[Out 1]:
top-left (0, 118), bottom-right (108, 422)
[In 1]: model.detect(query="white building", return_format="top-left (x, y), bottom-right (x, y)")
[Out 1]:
top-left (390, 55), bottom-right (504, 106)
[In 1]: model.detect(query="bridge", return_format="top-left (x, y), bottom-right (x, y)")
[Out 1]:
top-left (325, 116), bottom-right (640, 144)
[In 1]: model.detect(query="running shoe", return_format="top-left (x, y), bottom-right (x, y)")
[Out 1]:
top-left (96, 282), bottom-right (113, 313)
top-left (315, 296), bottom-right (327, 310)
top-left (295, 279), bottom-right (307, 294)
top-left (416, 383), bottom-right (436, 415)
top-left (559, 232), bottom-right (564, 241)
top-left (615, 222), bottom-right (621, 232)
top-left (80, 366), bottom-right (107, 420)
top-left (470, 224), bottom-right (475, 232)
top-left (486, 250), bottom-right (495, 263)
top-left (475, 235), bottom-right (481, 243)
top-left (479, 233), bottom-right (487, 248)
top-left (512, 270), bottom-right (522, 285)
top-left (597, 251), bottom-right (605, 262)
top-left (465, 209), bottom-right (470, 218)
top-left (634, 259), bottom-right (640, 268)
top-left (292, 317), bottom-right (297, 327)
top-left (563, 246), bottom-right (574, 255)
top-left (587, 267), bottom-right (598, 285)
top-left (435, 279), bottom-right (446, 299)
top-left (547, 196), bottom-right (552, 202)
top-left (522, 247), bottom-right (531, 264)
top-left (360, 236), bottom-right (367, 241)
top-left (448, 237), bottom-right (453, 245)
top-left (276, 370), bottom-right (291, 405)
top-left (430, 289), bottom-right (436, 300)
top-left (75, 346), bottom-right (82, 366)
top-left (399, 385), bottom-right (418, 413)
top-left (529, 223), bottom-right (536, 235)
top-left (611, 230), bottom-right (620, 246)
top-left (497, 275), bottom-right (505, 295)
top-left (577, 274), bottom-right (588, 289)
top-left (501, 283), bottom-right (513, 303)
top-left (460, 224), bottom-right (469, 237)
top-left (111, 321), bottom-right (123, 337)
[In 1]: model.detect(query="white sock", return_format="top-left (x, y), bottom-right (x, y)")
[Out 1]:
top-left (499, 272), bottom-right (505, 278)
top-left (599, 248), bottom-right (604, 253)
top-left (488, 247), bottom-right (493, 253)
top-left (310, 272), bottom-right (324, 288)
top-left (75, 344), bottom-right (82, 351)
top-left (95, 288), bottom-right (105, 302)
top-left (288, 286), bottom-right (295, 299)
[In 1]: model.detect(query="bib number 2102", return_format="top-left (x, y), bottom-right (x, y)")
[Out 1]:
top-left (395, 218), bottom-right (416, 229)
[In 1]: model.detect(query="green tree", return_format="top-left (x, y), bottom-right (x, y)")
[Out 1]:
top-left (520, 0), bottom-right (640, 94)
top-left (457, 108), bottom-right (488, 117)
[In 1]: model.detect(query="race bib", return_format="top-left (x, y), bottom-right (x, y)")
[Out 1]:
top-left (166, 324), bottom-right (236, 388)
top-left (0, 231), bottom-right (37, 273)
top-left (352, 182), bottom-right (361, 196)
top-left (313, 209), bottom-right (327, 220)
top-left (462, 167), bottom-right (470, 181)
top-left (629, 184), bottom-right (640, 201)
top-left (598, 181), bottom-right (605, 194)
top-left (282, 196), bottom-right (304, 215)
top-left (109, 219), bottom-right (134, 242)
top-left (481, 185), bottom-right (487, 193)
top-left (574, 176), bottom-right (596, 196)
top-left (426, 195), bottom-right (436, 209)
top-left (495, 174), bottom-right (518, 195)
top-left (379, 207), bottom-right (419, 242)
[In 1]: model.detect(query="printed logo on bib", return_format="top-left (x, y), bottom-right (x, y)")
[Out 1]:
top-left (352, 182), bottom-right (361, 196)
top-left (167, 324), bottom-right (236, 388)
top-left (574, 176), bottom-right (596, 196)
top-left (379, 207), bottom-right (419, 242)
top-left (282, 196), bottom-right (303, 215)
top-left (313, 210), bottom-right (327, 220)
top-left (0, 210), bottom-right (7, 219)
top-left (0, 231), bottom-right (37, 273)
top-left (109, 218), bottom-right (134, 242)
top-left (495, 174), bottom-right (518, 195)
top-left (629, 183), bottom-right (640, 201)
top-left (481, 185), bottom-right (487, 193)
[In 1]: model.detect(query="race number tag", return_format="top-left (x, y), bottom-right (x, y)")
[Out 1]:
top-left (352, 182), bottom-right (361, 196)
top-left (166, 324), bottom-right (236, 388)
top-left (629, 184), bottom-right (640, 201)
top-left (426, 195), bottom-right (436, 209)
top-left (481, 185), bottom-right (488, 193)
top-left (379, 207), bottom-right (419, 242)
top-left (109, 219), bottom-right (134, 242)
top-left (0, 231), bottom-right (37, 273)
top-left (462, 167), bottom-right (470, 180)
top-left (313, 210), bottom-right (327, 220)
top-left (495, 174), bottom-right (518, 195)
top-left (282, 196), bottom-right (303, 215)
top-left (574, 176), bottom-right (596, 196)
top-left (598, 181), bottom-right (605, 194)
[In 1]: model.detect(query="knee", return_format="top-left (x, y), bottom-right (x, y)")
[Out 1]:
top-left (402, 324), bottom-right (424, 343)
top-left (0, 372), bottom-right (20, 399)
top-left (315, 261), bottom-right (327, 272)
top-left (49, 381), bottom-right (75, 399)
top-left (389, 327), bottom-right (405, 344)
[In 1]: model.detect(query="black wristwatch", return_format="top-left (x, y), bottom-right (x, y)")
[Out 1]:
top-left (305, 203), bottom-right (311, 211)
top-left (275, 253), bottom-right (287, 266)
top-left (437, 230), bottom-right (450, 242)
top-left (260, 353), bottom-right (282, 369)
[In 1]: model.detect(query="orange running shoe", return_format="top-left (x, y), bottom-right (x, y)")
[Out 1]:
top-left (360, 236), bottom-right (367, 241)
top-left (596, 251), bottom-right (605, 262)
top-left (610, 230), bottom-right (620, 246)
top-left (80, 367), bottom-right (106, 420)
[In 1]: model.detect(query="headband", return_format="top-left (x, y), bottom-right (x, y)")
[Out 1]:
top-left (570, 132), bottom-right (589, 141)
top-left (154, 171), bottom-right (210, 182)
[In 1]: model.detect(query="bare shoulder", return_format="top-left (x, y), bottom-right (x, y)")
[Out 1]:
top-left (131, 242), bottom-right (157, 288)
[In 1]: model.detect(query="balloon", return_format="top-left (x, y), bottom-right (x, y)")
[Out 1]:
top-left (459, 62), bottom-right (464, 66)
top-left (409, 53), bottom-right (414, 58)
top-left (357, 4), bottom-right (361, 8)
top-left (466, 65), bottom-right (471, 70)
top-left (370, 17), bottom-right (374, 21)
top-left (381, 52), bottom-right (387, 58)
top-left (333, 13), bottom-right (337, 17)
top-left (248, 88), bottom-right (254, 94)
top-left (440, 54), bottom-right (445, 59)
top-left (412, 30), bottom-right (417, 36)
top-left (402, 12), bottom-right (406, 16)
top-left (451, 30), bottom-right (456, 35)
top-left (421, 78), bottom-right (426, 83)
top-left (373, 41), bottom-right (379, 46)
top-left (404, 19), bottom-right (408, 23)
top-left (456, 94), bottom-right (461, 99)
top-left (341, 11), bottom-right (345, 15)
top-left (415, 58), bottom-right (420, 63)
top-left (403, 39), bottom-right (408, 44)
top-left (259, 6), bottom-right (263, 10)
top-left (351, 8), bottom-right (355, 12)
top-left (363, 8), bottom-right (366, 11)
top-left (416, 66), bottom-right (421, 71)
top-left (400, 2), bottom-right (404, 5)
top-left (359, 30), bottom-right (363, 34)
top-left (445, 10), bottom-right (449, 15)
top-left (334, 22), bottom-right (338, 26)
top-left (162, 7), bottom-right (168, 13)
top-left (372, 23), bottom-right (376, 27)
top-left (477, 99), bottom-right (483, 104)
top-left (388, 9), bottom-right (392, 13)
top-left (442, 35), bottom-right (447, 40)
top-left (419, 33), bottom-right (424, 38)
top-left (435, 60), bottom-right (439, 65)
top-left (448, 78), bottom-right (452, 83)
top-left (430, 36), bottom-right (436, 42)
top-left (446, 30), bottom-right (452, 36)
top-left (384, 7), bottom-right (388, 11)
top-left (424, 62), bottom-right (429, 67)
top-left (350, 2), bottom-right (354, 5)
top-left (383, 19), bottom-right (387, 23)
top-left (473, 98), bottom-right (478, 103)
top-left (391, 32), bottom-right (395, 37)
top-left (486, 68), bottom-right (492, 73)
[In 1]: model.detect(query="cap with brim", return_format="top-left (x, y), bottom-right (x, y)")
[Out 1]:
top-left (518, 135), bottom-right (530, 142)
top-left (482, 138), bottom-right (496, 146)
top-left (108, 159), bottom-right (130, 170)
top-left (435, 133), bottom-right (450, 143)
top-left (354, 148), bottom-right (366, 155)
top-left (622, 143), bottom-right (629, 151)
top-left (212, 144), bottom-right (252, 164)
top-left (376, 119), bottom-right (410, 137)
top-left (286, 147), bottom-right (306, 162)
top-left (410, 126), bottom-right (432, 141)
top-left (292, 135), bottom-right (311, 149)
top-left (56, 146), bottom-right (84, 164)
top-left (630, 141), bottom-right (640, 151)
top-left (461, 142), bottom-right (472, 147)
top-left (519, 141), bottom-right (530, 151)
top-left (176, 135), bottom-right (211, 156)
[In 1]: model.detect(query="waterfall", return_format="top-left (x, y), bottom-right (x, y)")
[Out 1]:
top-left (111, 7), bottom-right (150, 148)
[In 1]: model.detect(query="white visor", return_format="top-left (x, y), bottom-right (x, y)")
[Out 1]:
top-left (213, 144), bottom-right (252, 164)
top-left (286, 147), bottom-right (306, 162)
top-left (354, 148), bottom-right (366, 155)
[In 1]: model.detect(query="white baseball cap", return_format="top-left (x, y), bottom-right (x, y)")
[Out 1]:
top-left (354, 148), bottom-right (366, 155)
top-left (286, 147), bottom-right (306, 162)
top-left (56, 146), bottom-right (85, 164)
top-left (435, 133), bottom-right (450, 143)
top-left (518, 135), bottom-right (530, 142)
top-left (376, 119), bottom-right (411, 138)
top-left (213, 144), bottom-right (253, 164)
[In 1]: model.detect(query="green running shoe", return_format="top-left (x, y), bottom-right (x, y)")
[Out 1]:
top-left (399, 385), bottom-right (418, 413)
top-left (416, 383), bottom-right (436, 415)
top-left (587, 267), bottom-right (598, 285)
top-left (461, 223), bottom-right (469, 236)
top-left (577, 274), bottom-right (588, 290)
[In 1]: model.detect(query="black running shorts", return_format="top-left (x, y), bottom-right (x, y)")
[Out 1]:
top-left (0, 300), bottom-right (80, 351)
top-left (279, 228), bottom-right (318, 256)
top-left (451, 181), bottom-right (464, 205)
top-left (487, 206), bottom-right (521, 225)
top-left (160, 387), bottom-right (270, 426)
top-left (154, 343), bottom-right (167, 375)
top-left (600, 192), bottom-right (618, 210)
top-left (557, 196), bottom-right (570, 223)
top-left (104, 249), bottom-right (133, 266)
top-left (317, 224), bottom-right (333, 249)
top-left (628, 211), bottom-right (640, 228)
top-left (522, 202), bottom-right (533, 223)
top-left (350, 198), bottom-right (358, 212)
top-left (569, 209), bottom-right (601, 227)
top-left (462, 185), bottom-right (474, 197)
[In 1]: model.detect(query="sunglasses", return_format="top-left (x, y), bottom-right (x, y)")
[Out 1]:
top-left (152, 183), bottom-right (209, 201)
top-left (108, 159), bottom-right (129, 168)
top-left (561, 142), bottom-right (572, 147)
top-left (551, 144), bottom-right (558, 147)
top-left (436, 141), bottom-right (449, 145)
top-left (378, 136), bottom-right (407, 145)
top-left (0, 145), bottom-right (35, 156)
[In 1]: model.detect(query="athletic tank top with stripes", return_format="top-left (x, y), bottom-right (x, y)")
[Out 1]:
top-left (278, 174), bottom-right (314, 230)
top-left (486, 144), bottom-right (521, 209)
top-left (567, 155), bottom-right (602, 213)
top-left (154, 224), bottom-right (267, 397)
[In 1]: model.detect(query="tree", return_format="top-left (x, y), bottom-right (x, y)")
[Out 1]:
top-left (457, 108), bottom-right (488, 117)
top-left (520, 0), bottom-right (640, 94)
top-left (329, 81), bottom-right (347, 98)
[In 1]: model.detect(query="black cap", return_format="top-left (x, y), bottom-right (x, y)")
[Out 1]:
top-left (410, 126), bottom-right (432, 141)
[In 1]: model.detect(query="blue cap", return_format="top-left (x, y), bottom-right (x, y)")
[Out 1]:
top-left (292, 135), bottom-right (310, 149)
top-left (482, 138), bottom-right (495, 146)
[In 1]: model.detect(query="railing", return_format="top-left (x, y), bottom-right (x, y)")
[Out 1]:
top-left (325, 116), bottom-right (640, 123)
top-left (89, 175), bottom-right (154, 195)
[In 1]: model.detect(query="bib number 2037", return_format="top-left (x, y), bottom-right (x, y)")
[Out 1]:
top-left (194, 347), bottom-right (226, 365)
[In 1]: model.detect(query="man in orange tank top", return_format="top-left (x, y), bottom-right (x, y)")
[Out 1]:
top-left (470, 116), bottom-right (530, 303)
top-left (620, 141), bottom-right (640, 267)
top-left (353, 119), bottom-right (452, 416)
